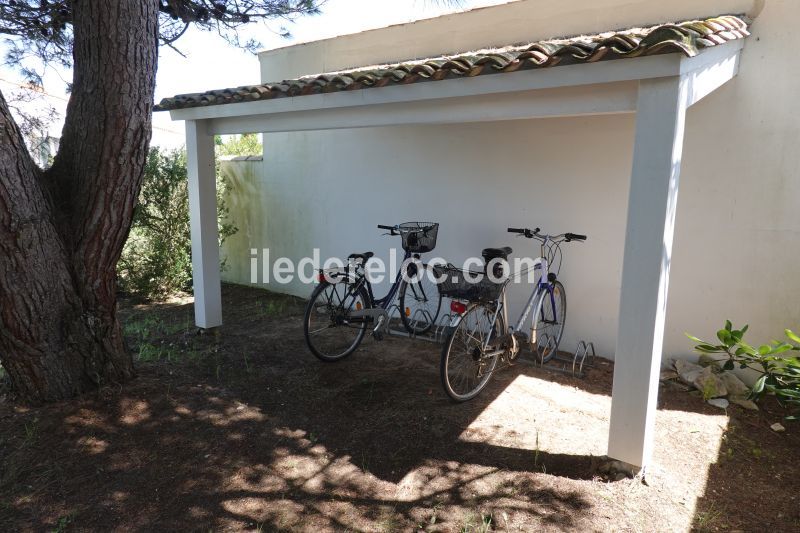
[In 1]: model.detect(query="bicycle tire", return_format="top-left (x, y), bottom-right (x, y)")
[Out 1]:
top-left (399, 263), bottom-right (442, 335)
top-left (303, 281), bottom-right (371, 362)
top-left (530, 281), bottom-right (566, 363)
top-left (440, 304), bottom-right (504, 402)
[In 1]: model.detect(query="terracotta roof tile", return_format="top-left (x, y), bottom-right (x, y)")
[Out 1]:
top-left (155, 15), bottom-right (749, 112)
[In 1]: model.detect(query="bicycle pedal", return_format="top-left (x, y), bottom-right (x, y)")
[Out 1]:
top-left (373, 330), bottom-right (384, 341)
top-left (508, 332), bottom-right (523, 361)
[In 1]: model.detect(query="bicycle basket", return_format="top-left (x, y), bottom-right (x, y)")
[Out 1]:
top-left (432, 264), bottom-right (503, 303)
top-left (398, 222), bottom-right (439, 253)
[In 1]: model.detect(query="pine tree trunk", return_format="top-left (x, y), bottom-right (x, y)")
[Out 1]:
top-left (0, 1), bottom-right (159, 402)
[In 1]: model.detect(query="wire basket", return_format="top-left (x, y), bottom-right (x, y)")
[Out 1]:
top-left (398, 222), bottom-right (439, 253)
top-left (433, 264), bottom-right (504, 302)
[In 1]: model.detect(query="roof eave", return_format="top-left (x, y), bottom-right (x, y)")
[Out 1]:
top-left (170, 43), bottom-right (745, 123)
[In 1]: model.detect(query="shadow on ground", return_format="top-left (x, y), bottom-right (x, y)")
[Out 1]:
top-left (1, 284), bottom-right (795, 531)
top-left (0, 285), bottom-right (600, 531)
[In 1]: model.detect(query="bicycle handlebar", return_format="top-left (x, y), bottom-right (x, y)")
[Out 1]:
top-left (507, 227), bottom-right (539, 238)
top-left (507, 227), bottom-right (587, 242)
top-left (564, 232), bottom-right (587, 242)
top-left (377, 224), bottom-right (399, 236)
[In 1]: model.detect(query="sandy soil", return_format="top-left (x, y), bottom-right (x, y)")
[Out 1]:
top-left (0, 284), bottom-right (797, 532)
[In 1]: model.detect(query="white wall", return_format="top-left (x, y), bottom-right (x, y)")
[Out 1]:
top-left (218, 157), bottom-right (265, 285)
top-left (666, 0), bottom-right (800, 357)
top-left (223, 117), bottom-right (634, 357)
top-left (219, 0), bottom-right (800, 362)
top-left (259, 0), bottom-right (760, 80)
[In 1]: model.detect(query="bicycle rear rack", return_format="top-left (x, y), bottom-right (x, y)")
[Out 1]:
top-left (535, 338), bottom-right (596, 378)
top-left (383, 304), bottom-right (455, 344)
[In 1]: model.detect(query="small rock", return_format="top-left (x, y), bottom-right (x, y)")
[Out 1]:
top-left (707, 398), bottom-right (729, 409)
top-left (597, 458), bottom-right (638, 478)
top-left (719, 372), bottom-right (750, 397)
top-left (660, 370), bottom-right (679, 381)
top-left (674, 359), bottom-right (705, 385)
top-left (692, 366), bottom-right (728, 398)
top-left (770, 423), bottom-right (786, 433)
top-left (730, 397), bottom-right (759, 410)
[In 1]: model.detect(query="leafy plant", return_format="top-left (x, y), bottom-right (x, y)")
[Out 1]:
top-left (118, 146), bottom-right (238, 298)
top-left (215, 133), bottom-right (262, 157)
top-left (688, 322), bottom-right (800, 420)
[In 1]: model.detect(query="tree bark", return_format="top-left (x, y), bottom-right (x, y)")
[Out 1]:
top-left (0, 0), bottom-right (159, 402)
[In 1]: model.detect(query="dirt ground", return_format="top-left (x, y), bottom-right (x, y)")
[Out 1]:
top-left (1, 284), bottom-right (798, 532)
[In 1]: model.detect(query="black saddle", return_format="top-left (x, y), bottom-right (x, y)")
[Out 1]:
top-left (482, 247), bottom-right (512, 261)
top-left (348, 251), bottom-right (374, 262)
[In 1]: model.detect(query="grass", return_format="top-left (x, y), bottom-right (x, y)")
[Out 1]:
top-left (24, 419), bottom-right (38, 442)
top-left (123, 314), bottom-right (196, 364)
top-left (378, 506), bottom-right (401, 532)
top-left (123, 315), bottom-right (163, 342)
top-left (124, 315), bottom-right (193, 345)
top-left (51, 512), bottom-right (76, 533)
top-left (262, 299), bottom-right (289, 317)
top-left (420, 502), bottom-right (443, 529)
top-left (694, 503), bottom-right (724, 532)
top-left (137, 342), bottom-right (179, 363)
top-left (460, 511), bottom-right (493, 533)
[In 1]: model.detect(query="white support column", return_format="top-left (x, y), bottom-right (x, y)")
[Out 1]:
top-left (607, 76), bottom-right (689, 470)
top-left (185, 119), bottom-right (222, 328)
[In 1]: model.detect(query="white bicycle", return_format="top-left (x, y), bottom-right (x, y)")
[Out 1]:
top-left (437, 227), bottom-right (587, 402)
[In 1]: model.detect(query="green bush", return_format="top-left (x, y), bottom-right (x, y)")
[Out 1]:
top-left (216, 133), bottom-right (262, 156)
top-left (118, 146), bottom-right (238, 299)
top-left (688, 322), bottom-right (800, 420)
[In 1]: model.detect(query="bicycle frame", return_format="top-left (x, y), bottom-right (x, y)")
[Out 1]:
top-left (337, 249), bottom-right (413, 310)
top-left (456, 237), bottom-right (557, 356)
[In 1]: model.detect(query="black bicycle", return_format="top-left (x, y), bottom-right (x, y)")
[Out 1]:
top-left (303, 222), bottom-right (443, 362)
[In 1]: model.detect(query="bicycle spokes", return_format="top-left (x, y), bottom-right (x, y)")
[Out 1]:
top-left (532, 283), bottom-right (566, 362)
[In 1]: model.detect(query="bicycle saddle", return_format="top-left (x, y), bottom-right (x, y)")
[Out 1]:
top-left (482, 247), bottom-right (512, 259)
top-left (348, 251), bottom-right (374, 262)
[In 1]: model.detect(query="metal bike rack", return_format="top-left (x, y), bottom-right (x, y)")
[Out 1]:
top-left (384, 304), bottom-right (455, 344)
top-left (537, 339), bottom-right (596, 378)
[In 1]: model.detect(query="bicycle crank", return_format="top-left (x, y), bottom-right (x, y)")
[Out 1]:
top-left (349, 308), bottom-right (390, 339)
top-left (487, 331), bottom-right (523, 360)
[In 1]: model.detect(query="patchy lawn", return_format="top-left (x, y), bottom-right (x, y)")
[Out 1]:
top-left (0, 284), bottom-right (797, 532)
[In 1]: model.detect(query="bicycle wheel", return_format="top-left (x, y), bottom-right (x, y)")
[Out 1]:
top-left (440, 303), bottom-right (505, 402)
top-left (303, 281), bottom-right (370, 362)
top-left (531, 281), bottom-right (566, 363)
top-left (399, 262), bottom-right (442, 335)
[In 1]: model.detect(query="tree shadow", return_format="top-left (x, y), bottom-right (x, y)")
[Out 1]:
top-left (688, 397), bottom-right (800, 531)
top-left (0, 284), bottom-right (607, 530)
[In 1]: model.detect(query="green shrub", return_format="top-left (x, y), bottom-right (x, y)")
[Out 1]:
top-left (118, 146), bottom-right (238, 298)
top-left (215, 133), bottom-right (262, 157)
top-left (688, 322), bottom-right (800, 420)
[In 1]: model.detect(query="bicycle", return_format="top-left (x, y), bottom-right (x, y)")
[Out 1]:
top-left (303, 222), bottom-right (443, 362)
top-left (437, 227), bottom-right (587, 401)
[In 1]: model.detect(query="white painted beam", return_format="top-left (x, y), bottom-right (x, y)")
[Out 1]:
top-left (207, 82), bottom-right (638, 134)
top-left (169, 53), bottom-right (682, 122)
top-left (607, 75), bottom-right (689, 469)
top-left (185, 120), bottom-right (222, 329)
top-left (681, 42), bottom-right (742, 107)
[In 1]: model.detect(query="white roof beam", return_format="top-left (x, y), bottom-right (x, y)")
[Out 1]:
top-left (205, 82), bottom-right (638, 134)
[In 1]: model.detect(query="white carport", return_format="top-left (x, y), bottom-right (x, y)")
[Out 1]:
top-left (166, 31), bottom-right (745, 471)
